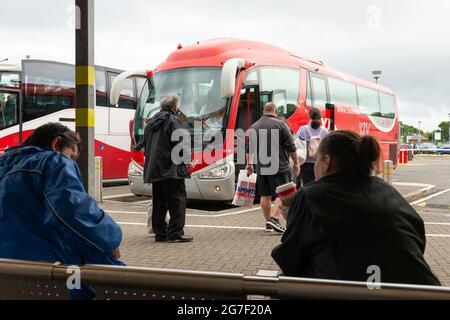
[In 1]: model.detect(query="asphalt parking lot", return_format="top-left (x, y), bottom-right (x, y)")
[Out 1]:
top-left (101, 155), bottom-right (450, 286)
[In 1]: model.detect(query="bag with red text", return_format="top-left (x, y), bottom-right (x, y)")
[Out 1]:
top-left (232, 170), bottom-right (257, 207)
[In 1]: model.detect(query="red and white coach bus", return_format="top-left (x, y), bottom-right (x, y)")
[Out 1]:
top-left (110, 38), bottom-right (398, 200)
top-left (0, 58), bottom-right (146, 181)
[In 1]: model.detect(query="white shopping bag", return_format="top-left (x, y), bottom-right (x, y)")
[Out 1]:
top-left (232, 170), bottom-right (257, 207)
top-left (295, 137), bottom-right (307, 165)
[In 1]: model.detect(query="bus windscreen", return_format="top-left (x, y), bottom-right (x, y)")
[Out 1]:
top-left (134, 67), bottom-right (227, 150)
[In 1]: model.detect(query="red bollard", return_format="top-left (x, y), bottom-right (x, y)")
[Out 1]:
top-left (399, 149), bottom-right (408, 165)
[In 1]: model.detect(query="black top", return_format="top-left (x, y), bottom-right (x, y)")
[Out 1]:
top-left (247, 115), bottom-right (296, 175)
top-left (272, 174), bottom-right (441, 286)
top-left (143, 107), bottom-right (191, 183)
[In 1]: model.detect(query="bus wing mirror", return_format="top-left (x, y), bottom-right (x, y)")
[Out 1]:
top-left (220, 58), bottom-right (246, 98)
top-left (110, 70), bottom-right (148, 106)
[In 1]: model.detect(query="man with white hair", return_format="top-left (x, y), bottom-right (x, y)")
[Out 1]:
top-left (143, 95), bottom-right (194, 243)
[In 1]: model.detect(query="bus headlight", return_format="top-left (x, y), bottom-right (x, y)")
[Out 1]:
top-left (128, 161), bottom-right (143, 176)
top-left (198, 164), bottom-right (230, 180)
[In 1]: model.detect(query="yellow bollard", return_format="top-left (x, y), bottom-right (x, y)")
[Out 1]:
top-left (383, 160), bottom-right (393, 184)
top-left (94, 156), bottom-right (103, 203)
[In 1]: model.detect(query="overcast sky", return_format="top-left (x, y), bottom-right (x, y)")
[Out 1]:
top-left (1, 0), bottom-right (449, 131)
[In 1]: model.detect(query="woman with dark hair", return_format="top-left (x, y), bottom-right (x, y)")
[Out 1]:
top-left (295, 108), bottom-right (329, 187)
top-left (272, 130), bottom-right (441, 286)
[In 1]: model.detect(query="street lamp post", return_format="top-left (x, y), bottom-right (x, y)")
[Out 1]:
top-left (418, 121), bottom-right (422, 146)
top-left (372, 70), bottom-right (382, 84)
top-left (448, 113), bottom-right (450, 143)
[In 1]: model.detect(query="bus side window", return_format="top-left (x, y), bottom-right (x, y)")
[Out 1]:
top-left (259, 67), bottom-right (300, 118)
top-left (379, 92), bottom-right (396, 119)
top-left (95, 69), bottom-right (107, 107)
top-left (328, 77), bottom-right (358, 106)
top-left (22, 61), bottom-right (75, 123)
top-left (357, 85), bottom-right (380, 117)
top-left (311, 74), bottom-right (329, 109)
top-left (108, 73), bottom-right (136, 109)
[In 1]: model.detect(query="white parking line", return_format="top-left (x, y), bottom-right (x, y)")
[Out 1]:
top-left (117, 222), bottom-right (146, 226)
top-left (185, 224), bottom-right (265, 230)
top-left (116, 221), bottom-right (450, 227)
top-left (426, 234), bottom-right (450, 238)
top-left (394, 182), bottom-right (435, 188)
top-left (117, 221), bottom-right (450, 235)
top-left (188, 207), bottom-right (260, 218)
top-left (103, 193), bottom-right (135, 200)
top-left (107, 211), bottom-right (147, 215)
top-left (411, 189), bottom-right (450, 205)
top-left (136, 200), bottom-right (152, 205)
top-left (107, 207), bottom-right (261, 218)
top-left (117, 221), bottom-right (265, 231)
top-left (420, 212), bottom-right (450, 218)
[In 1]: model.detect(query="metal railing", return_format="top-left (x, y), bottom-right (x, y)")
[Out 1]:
top-left (1, 259), bottom-right (450, 300)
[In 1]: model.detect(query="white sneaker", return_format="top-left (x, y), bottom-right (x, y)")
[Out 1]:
top-left (265, 222), bottom-right (274, 232)
top-left (267, 218), bottom-right (285, 233)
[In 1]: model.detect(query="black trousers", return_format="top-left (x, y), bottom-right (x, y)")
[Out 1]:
top-left (151, 179), bottom-right (187, 238)
top-left (296, 163), bottom-right (316, 188)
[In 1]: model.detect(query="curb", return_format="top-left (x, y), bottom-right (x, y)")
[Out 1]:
top-left (422, 204), bottom-right (450, 210)
top-left (392, 182), bottom-right (437, 204)
top-left (415, 154), bottom-right (450, 157)
top-left (403, 186), bottom-right (437, 203)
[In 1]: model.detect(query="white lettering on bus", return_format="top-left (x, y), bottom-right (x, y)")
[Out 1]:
top-left (360, 122), bottom-right (371, 135)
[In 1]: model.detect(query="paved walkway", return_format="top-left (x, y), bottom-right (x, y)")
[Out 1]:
top-left (101, 174), bottom-right (450, 286)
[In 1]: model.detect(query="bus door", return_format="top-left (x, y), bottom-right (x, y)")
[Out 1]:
top-left (309, 73), bottom-right (332, 130)
top-left (0, 89), bottom-right (21, 152)
top-left (0, 90), bottom-right (20, 130)
top-left (234, 86), bottom-right (259, 173)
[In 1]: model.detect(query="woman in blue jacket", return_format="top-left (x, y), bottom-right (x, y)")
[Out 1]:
top-left (0, 123), bottom-right (124, 299)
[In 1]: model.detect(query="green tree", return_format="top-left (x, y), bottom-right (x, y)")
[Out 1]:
top-left (438, 121), bottom-right (450, 142)
top-left (399, 122), bottom-right (419, 138)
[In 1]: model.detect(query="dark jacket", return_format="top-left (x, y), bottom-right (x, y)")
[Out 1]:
top-left (272, 174), bottom-right (441, 286)
top-left (143, 107), bottom-right (191, 183)
top-left (247, 115), bottom-right (297, 175)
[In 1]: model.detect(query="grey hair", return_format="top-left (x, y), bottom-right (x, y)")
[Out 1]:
top-left (160, 94), bottom-right (180, 110)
